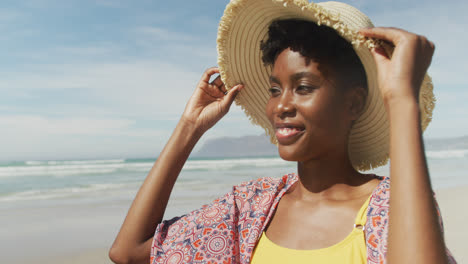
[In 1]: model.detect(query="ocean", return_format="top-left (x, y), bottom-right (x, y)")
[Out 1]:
top-left (1, 151), bottom-right (467, 216)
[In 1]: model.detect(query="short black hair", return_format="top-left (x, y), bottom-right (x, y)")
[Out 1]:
top-left (260, 19), bottom-right (367, 91)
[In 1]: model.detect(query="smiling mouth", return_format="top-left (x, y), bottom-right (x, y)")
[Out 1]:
top-left (275, 126), bottom-right (305, 143)
top-left (277, 127), bottom-right (303, 136)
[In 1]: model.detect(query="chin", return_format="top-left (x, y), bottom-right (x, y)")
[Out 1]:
top-left (277, 145), bottom-right (304, 162)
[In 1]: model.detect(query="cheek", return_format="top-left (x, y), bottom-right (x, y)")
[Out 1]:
top-left (300, 96), bottom-right (346, 129)
top-left (321, 99), bottom-right (352, 132)
top-left (265, 98), bottom-right (276, 122)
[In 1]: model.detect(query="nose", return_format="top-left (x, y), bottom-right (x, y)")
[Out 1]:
top-left (275, 91), bottom-right (295, 118)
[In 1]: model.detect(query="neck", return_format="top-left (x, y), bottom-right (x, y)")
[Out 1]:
top-left (292, 153), bottom-right (371, 201)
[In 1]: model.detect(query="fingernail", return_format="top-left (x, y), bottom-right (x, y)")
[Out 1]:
top-left (359, 26), bottom-right (372, 32)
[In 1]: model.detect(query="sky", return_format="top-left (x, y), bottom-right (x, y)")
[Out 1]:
top-left (1, 0), bottom-right (467, 161)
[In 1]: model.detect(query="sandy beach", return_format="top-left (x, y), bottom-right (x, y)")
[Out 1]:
top-left (1, 202), bottom-right (125, 264)
top-left (434, 186), bottom-right (467, 263)
top-left (2, 183), bottom-right (465, 264)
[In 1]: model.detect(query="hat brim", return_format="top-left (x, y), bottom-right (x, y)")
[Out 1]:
top-left (217, 0), bottom-right (435, 171)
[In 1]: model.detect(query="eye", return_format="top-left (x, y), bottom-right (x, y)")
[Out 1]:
top-left (268, 86), bottom-right (281, 97)
top-left (296, 85), bottom-right (316, 94)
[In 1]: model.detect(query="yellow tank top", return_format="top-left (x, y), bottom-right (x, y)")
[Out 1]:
top-left (250, 194), bottom-right (371, 264)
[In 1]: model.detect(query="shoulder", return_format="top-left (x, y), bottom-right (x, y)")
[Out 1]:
top-left (186, 173), bottom-right (297, 216)
top-left (364, 175), bottom-right (457, 263)
top-left (365, 175), bottom-right (391, 263)
top-left (150, 173), bottom-right (298, 262)
top-left (204, 173), bottom-right (297, 219)
top-left (232, 173), bottom-right (297, 194)
top-left (367, 175), bottom-right (390, 214)
top-left (227, 173), bottom-right (297, 210)
top-left (371, 175), bottom-right (390, 198)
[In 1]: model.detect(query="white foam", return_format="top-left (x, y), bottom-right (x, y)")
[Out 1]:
top-left (25, 161), bottom-right (44, 166)
top-left (0, 183), bottom-right (132, 202)
top-left (4, 152), bottom-right (463, 179)
top-left (26, 159), bottom-right (126, 166)
top-left (426, 149), bottom-right (468, 159)
top-left (183, 158), bottom-right (293, 171)
top-left (0, 158), bottom-right (292, 178)
top-left (0, 162), bottom-right (153, 177)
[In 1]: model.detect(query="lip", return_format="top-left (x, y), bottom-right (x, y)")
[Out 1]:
top-left (274, 122), bottom-right (305, 145)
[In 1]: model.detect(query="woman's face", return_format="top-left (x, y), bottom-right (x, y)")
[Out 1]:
top-left (265, 48), bottom-right (357, 162)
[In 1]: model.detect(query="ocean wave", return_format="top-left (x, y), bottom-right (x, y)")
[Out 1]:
top-left (25, 159), bottom-right (126, 166)
top-left (1, 152), bottom-right (463, 179)
top-left (0, 158), bottom-right (293, 178)
top-left (0, 162), bottom-right (153, 177)
top-left (426, 149), bottom-right (468, 159)
top-left (0, 182), bottom-right (132, 202)
top-left (183, 158), bottom-right (293, 171)
top-left (2, 155), bottom-right (467, 203)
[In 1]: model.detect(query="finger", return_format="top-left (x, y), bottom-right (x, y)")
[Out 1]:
top-left (221, 84), bottom-right (243, 109)
top-left (199, 85), bottom-right (224, 99)
top-left (211, 75), bottom-right (228, 94)
top-left (359, 27), bottom-right (409, 45)
top-left (369, 46), bottom-right (390, 70)
top-left (428, 41), bottom-right (435, 51)
top-left (200, 67), bottom-right (220, 84)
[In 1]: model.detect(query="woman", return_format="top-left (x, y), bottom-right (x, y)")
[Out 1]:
top-left (110, 0), bottom-right (456, 263)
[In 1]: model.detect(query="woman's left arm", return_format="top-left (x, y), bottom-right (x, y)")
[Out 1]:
top-left (360, 27), bottom-right (450, 264)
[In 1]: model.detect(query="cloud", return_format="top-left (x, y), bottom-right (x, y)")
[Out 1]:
top-left (369, 1), bottom-right (468, 86)
top-left (135, 26), bottom-right (197, 42)
top-left (0, 115), bottom-right (135, 135)
top-left (1, 60), bottom-right (203, 118)
top-left (0, 9), bottom-right (229, 161)
top-left (0, 8), bottom-right (23, 23)
top-left (352, 0), bottom-right (468, 139)
top-left (3, 0), bottom-right (465, 161)
top-left (53, 44), bottom-right (124, 57)
top-left (94, 0), bottom-right (125, 8)
top-left (0, 115), bottom-right (169, 161)
top-left (0, 1), bottom-right (238, 160)
top-left (130, 25), bottom-right (217, 65)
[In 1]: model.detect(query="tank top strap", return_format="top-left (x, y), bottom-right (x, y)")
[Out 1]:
top-left (353, 193), bottom-right (372, 229)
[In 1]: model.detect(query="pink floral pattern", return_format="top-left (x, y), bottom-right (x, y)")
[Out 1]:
top-left (151, 174), bottom-right (457, 264)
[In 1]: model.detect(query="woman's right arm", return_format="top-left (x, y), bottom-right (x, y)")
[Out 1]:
top-left (109, 67), bottom-right (243, 264)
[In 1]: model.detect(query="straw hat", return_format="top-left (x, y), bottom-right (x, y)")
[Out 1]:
top-left (217, 0), bottom-right (435, 171)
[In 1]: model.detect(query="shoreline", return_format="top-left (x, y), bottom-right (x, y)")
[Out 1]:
top-left (3, 184), bottom-right (466, 264)
top-left (14, 248), bottom-right (113, 264)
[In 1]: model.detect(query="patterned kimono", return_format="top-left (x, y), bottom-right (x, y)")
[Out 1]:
top-left (150, 173), bottom-right (457, 264)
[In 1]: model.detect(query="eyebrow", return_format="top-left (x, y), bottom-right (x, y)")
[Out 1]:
top-left (269, 75), bottom-right (280, 84)
top-left (291, 72), bottom-right (322, 82)
top-left (269, 72), bottom-right (322, 84)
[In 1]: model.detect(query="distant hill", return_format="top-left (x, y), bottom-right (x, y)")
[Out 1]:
top-left (195, 135), bottom-right (278, 158)
top-left (194, 134), bottom-right (468, 158)
top-left (424, 135), bottom-right (468, 150)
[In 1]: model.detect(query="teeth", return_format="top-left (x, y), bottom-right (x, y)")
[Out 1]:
top-left (278, 127), bottom-right (300, 136)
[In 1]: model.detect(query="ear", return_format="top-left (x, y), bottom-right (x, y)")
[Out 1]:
top-left (347, 86), bottom-right (367, 121)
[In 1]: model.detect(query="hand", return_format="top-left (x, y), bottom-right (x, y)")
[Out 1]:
top-left (181, 67), bottom-right (243, 134)
top-left (359, 27), bottom-right (435, 104)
